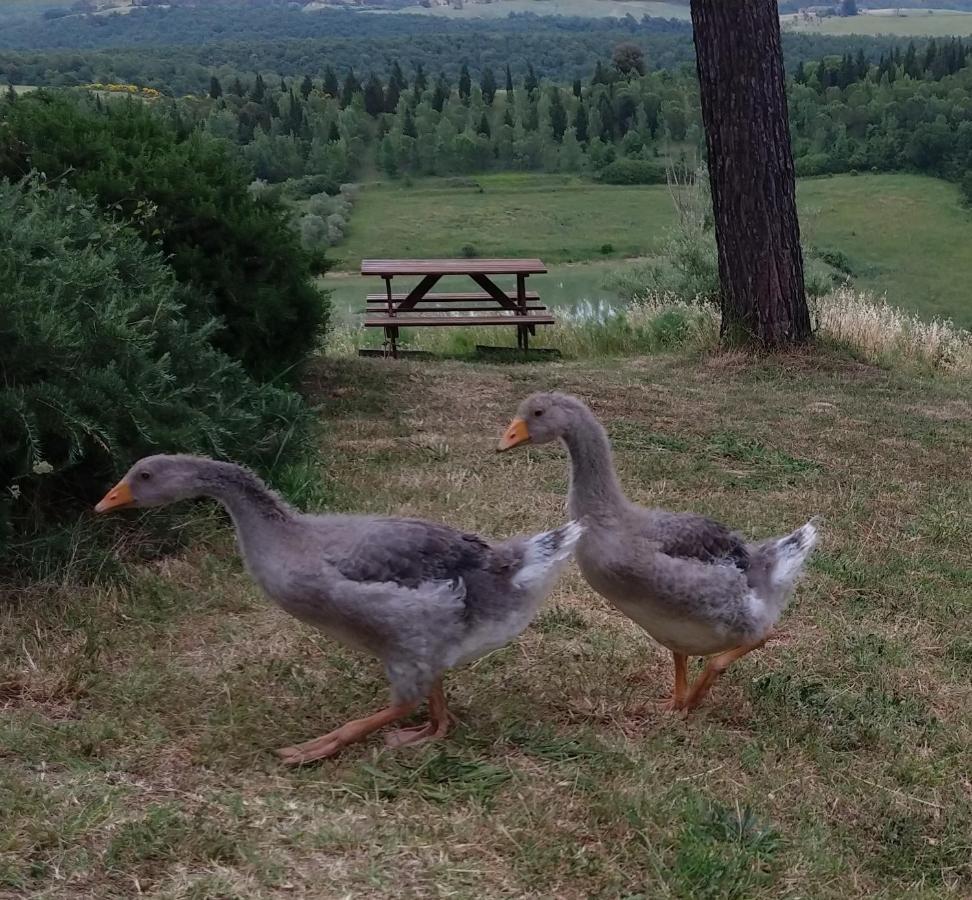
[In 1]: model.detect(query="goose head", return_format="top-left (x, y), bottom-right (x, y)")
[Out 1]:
top-left (95, 454), bottom-right (206, 513)
top-left (497, 392), bottom-right (588, 451)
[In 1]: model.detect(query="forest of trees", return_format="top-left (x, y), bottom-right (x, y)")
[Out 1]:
top-left (137, 35), bottom-right (972, 202)
top-left (0, 9), bottom-right (938, 96)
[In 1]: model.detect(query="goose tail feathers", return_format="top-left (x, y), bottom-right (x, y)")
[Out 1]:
top-left (511, 520), bottom-right (584, 592)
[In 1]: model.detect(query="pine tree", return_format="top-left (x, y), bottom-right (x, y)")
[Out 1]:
top-left (385, 77), bottom-right (401, 114)
top-left (364, 73), bottom-right (385, 117)
top-left (300, 74), bottom-right (313, 100)
top-left (549, 89), bottom-right (567, 143)
top-left (598, 94), bottom-right (615, 141)
top-left (793, 61), bottom-right (806, 84)
top-left (574, 104), bottom-right (589, 143)
top-left (572, 78), bottom-right (582, 98)
top-left (503, 107), bottom-right (514, 128)
top-left (280, 78), bottom-right (287, 93)
top-left (251, 73), bottom-right (266, 103)
top-left (323, 66), bottom-right (339, 97)
top-left (505, 64), bottom-right (514, 95)
top-left (340, 69), bottom-right (361, 109)
top-left (379, 135), bottom-right (398, 177)
top-left (230, 77), bottom-right (244, 97)
top-left (431, 73), bottom-right (449, 112)
top-left (477, 112), bottom-right (491, 138)
top-left (5, 82), bottom-right (16, 103)
top-left (209, 75), bottom-right (223, 100)
top-left (458, 63), bottom-right (472, 104)
top-left (328, 120), bottom-right (341, 142)
top-left (389, 60), bottom-right (407, 93)
top-left (524, 63), bottom-right (539, 96)
top-left (855, 49), bottom-right (868, 79)
top-left (402, 105), bottom-right (418, 138)
top-left (481, 67), bottom-right (497, 105)
top-left (903, 42), bottom-right (919, 79)
top-left (414, 63), bottom-right (428, 96)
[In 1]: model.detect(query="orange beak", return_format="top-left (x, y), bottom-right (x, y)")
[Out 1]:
top-left (497, 417), bottom-right (531, 451)
top-left (95, 479), bottom-right (135, 513)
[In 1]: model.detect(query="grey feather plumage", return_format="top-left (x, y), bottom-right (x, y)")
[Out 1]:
top-left (111, 455), bottom-right (582, 705)
top-left (511, 393), bottom-right (818, 657)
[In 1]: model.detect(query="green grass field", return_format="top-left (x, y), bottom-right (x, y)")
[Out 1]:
top-left (3, 351), bottom-right (969, 897)
top-left (386, 0), bottom-right (690, 19)
top-left (328, 172), bottom-right (972, 329)
top-left (782, 9), bottom-right (972, 37)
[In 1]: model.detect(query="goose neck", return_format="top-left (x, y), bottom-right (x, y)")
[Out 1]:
top-left (564, 413), bottom-right (626, 520)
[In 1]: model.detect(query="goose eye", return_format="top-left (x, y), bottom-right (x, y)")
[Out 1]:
top-left (534, 409), bottom-right (544, 418)
top-left (140, 472), bottom-right (152, 481)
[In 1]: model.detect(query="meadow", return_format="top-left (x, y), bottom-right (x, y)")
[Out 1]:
top-left (3, 350), bottom-right (969, 897)
top-left (386, 0), bottom-right (691, 21)
top-left (326, 172), bottom-right (972, 329)
top-left (782, 9), bottom-right (972, 37)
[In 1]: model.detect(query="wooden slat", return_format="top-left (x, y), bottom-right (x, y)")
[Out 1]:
top-left (367, 305), bottom-right (547, 313)
top-left (365, 291), bottom-right (540, 302)
top-left (365, 314), bottom-right (555, 328)
top-left (361, 258), bottom-right (547, 276)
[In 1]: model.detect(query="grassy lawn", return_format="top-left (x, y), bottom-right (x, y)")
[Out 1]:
top-left (782, 10), bottom-right (972, 37)
top-left (3, 351), bottom-right (970, 897)
top-left (381, 0), bottom-right (691, 20)
top-left (798, 174), bottom-right (972, 327)
top-left (329, 172), bottom-right (972, 329)
top-left (332, 174), bottom-right (677, 269)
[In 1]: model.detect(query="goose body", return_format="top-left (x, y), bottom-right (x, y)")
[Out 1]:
top-left (96, 455), bottom-right (581, 761)
top-left (499, 393), bottom-right (817, 710)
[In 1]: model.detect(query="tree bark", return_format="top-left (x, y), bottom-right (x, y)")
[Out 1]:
top-left (690, 0), bottom-right (812, 347)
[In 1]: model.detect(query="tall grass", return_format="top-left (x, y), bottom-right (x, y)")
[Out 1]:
top-left (326, 296), bottom-right (720, 359)
top-left (813, 287), bottom-right (972, 374)
top-left (326, 288), bottom-right (971, 375)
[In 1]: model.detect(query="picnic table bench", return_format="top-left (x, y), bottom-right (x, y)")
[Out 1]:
top-left (361, 258), bottom-right (553, 358)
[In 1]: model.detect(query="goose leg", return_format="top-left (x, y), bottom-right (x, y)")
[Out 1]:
top-left (384, 681), bottom-right (453, 749)
top-left (660, 652), bottom-right (689, 712)
top-left (682, 635), bottom-right (771, 712)
top-left (276, 701), bottom-right (419, 765)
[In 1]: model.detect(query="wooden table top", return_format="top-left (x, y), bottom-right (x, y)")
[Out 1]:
top-left (361, 258), bottom-right (547, 277)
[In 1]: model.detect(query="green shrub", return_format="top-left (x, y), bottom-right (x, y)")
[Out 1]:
top-left (0, 179), bottom-right (308, 576)
top-left (596, 158), bottom-right (666, 185)
top-left (0, 91), bottom-right (327, 381)
top-left (961, 170), bottom-right (972, 206)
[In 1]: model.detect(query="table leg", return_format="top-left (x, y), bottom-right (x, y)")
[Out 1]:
top-left (385, 326), bottom-right (399, 359)
top-left (385, 276), bottom-right (394, 317)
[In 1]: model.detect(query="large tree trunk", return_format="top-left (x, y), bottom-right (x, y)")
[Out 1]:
top-left (690, 0), bottom-right (812, 347)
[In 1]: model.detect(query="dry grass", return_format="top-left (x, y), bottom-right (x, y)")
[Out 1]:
top-left (2, 351), bottom-right (970, 898)
top-left (814, 287), bottom-right (972, 375)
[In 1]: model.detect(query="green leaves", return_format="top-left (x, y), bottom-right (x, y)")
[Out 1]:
top-left (0, 179), bottom-right (309, 576)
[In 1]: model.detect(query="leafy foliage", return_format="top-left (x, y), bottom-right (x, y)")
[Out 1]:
top-left (596, 158), bottom-right (666, 184)
top-left (0, 178), bottom-right (308, 574)
top-left (0, 91), bottom-right (327, 380)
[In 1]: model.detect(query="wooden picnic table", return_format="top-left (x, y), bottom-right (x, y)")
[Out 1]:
top-left (361, 258), bottom-right (554, 358)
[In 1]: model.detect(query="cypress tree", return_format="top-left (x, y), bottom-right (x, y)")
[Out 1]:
top-left (481, 67), bottom-right (497, 105)
top-left (323, 66), bottom-right (339, 97)
top-left (364, 73), bottom-right (385, 117)
top-left (340, 69), bottom-right (361, 109)
top-left (574, 104), bottom-right (589, 143)
top-left (414, 63), bottom-right (428, 95)
top-left (549, 89), bottom-right (567, 142)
